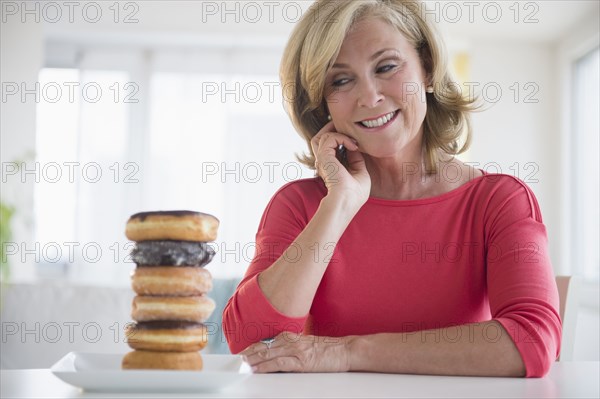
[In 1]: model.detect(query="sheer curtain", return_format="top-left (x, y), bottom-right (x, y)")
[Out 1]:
top-left (35, 46), bottom-right (312, 285)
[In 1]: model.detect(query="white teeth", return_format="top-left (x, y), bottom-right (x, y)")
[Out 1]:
top-left (360, 111), bottom-right (396, 128)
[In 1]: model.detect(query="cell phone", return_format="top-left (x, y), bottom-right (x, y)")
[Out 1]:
top-left (336, 144), bottom-right (348, 167)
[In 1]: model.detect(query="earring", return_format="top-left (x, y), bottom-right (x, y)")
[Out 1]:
top-left (327, 115), bottom-right (332, 121)
top-left (426, 86), bottom-right (434, 93)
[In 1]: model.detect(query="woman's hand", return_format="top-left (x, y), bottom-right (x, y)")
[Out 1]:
top-left (240, 331), bottom-right (351, 373)
top-left (311, 122), bottom-right (371, 211)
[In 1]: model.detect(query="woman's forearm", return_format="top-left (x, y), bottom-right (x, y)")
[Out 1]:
top-left (346, 320), bottom-right (525, 377)
top-left (257, 195), bottom-right (359, 318)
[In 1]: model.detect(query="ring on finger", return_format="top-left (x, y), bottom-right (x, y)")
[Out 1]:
top-left (261, 337), bottom-right (276, 349)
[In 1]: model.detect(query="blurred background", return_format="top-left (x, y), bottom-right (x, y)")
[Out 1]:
top-left (1, 0), bottom-right (598, 367)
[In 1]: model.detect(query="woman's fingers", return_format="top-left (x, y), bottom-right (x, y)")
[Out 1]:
top-left (241, 340), bottom-right (283, 360)
top-left (310, 122), bottom-right (358, 160)
top-left (241, 337), bottom-right (307, 373)
top-left (240, 342), bottom-right (282, 362)
top-left (312, 133), bottom-right (358, 158)
top-left (251, 356), bottom-right (303, 373)
top-left (240, 332), bottom-right (296, 358)
top-left (243, 345), bottom-right (288, 366)
top-left (308, 123), bottom-right (370, 207)
top-left (240, 333), bottom-right (350, 373)
top-left (312, 133), bottom-right (359, 185)
top-left (240, 332), bottom-right (305, 371)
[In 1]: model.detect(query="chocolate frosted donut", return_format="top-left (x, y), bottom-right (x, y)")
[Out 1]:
top-left (125, 321), bottom-right (208, 352)
top-left (122, 350), bottom-right (203, 371)
top-left (131, 241), bottom-right (215, 266)
top-left (125, 210), bottom-right (219, 242)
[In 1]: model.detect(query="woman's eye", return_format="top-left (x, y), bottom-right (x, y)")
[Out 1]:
top-left (331, 78), bottom-right (351, 87)
top-left (377, 64), bottom-right (397, 74)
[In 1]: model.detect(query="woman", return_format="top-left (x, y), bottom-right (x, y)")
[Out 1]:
top-left (222, 0), bottom-right (561, 377)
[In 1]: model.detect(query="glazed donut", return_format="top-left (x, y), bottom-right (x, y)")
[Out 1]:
top-left (126, 321), bottom-right (208, 352)
top-left (125, 210), bottom-right (219, 242)
top-left (122, 350), bottom-right (203, 371)
top-left (131, 241), bottom-right (215, 267)
top-left (131, 266), bottom-right (213, 296)
top-left (132, 295), bottom-right (216, 323)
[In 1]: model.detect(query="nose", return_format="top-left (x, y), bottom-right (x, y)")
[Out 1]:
top-left (356, 77), bottom-right (384, 108)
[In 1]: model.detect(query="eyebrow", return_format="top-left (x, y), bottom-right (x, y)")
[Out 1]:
top-left (331, 48), bottom-right (399, 69)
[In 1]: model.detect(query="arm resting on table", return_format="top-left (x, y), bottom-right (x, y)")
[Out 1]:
top-left (347, 321), bottom-right (525, 377)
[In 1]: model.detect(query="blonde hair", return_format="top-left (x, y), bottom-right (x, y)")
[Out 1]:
top-left (280, 0), bottom-right (478, 174)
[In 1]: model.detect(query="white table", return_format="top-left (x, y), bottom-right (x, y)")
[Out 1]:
top-left (2, 362), bottom-right (598, 398)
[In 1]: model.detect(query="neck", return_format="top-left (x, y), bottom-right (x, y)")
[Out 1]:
top-left (364, 144), bottom-right (449, 201)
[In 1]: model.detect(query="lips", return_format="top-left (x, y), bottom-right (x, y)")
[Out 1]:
top-left (357, 110), bottom-right (399, 129)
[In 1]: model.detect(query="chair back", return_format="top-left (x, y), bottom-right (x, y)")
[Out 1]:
top-left (555, 275), bottom-right (579, 361)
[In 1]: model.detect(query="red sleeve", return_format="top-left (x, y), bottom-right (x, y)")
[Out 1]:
top-left (222, 180), bottom-right (321, 354)
top-left (485, 176), bottom-right (562, 377)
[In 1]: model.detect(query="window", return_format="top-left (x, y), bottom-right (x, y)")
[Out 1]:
top-left (34, 47), bottom-right (312, 285)
top-left (571, 46), bottom-right (600, 282)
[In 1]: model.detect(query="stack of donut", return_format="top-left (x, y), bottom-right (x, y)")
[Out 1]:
top-left (122, 210), bottom-right (219, 370)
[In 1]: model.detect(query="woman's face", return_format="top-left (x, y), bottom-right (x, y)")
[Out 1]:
top-left (325, 17), bottom-right (429, 159)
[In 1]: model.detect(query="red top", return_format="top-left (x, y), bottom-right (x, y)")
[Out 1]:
top-left (222, 172), bottom-right (562, 377)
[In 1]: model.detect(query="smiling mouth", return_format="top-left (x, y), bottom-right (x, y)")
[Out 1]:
top-left (357, 110), bottom-right (399, 128)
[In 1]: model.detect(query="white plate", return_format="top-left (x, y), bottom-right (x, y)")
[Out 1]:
top-left (51, 352), bottom-right (252, 393)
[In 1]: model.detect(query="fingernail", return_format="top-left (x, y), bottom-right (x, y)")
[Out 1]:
top-left (251, 366), bottom-right (258, 372)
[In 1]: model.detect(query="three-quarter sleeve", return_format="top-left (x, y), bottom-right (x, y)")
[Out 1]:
top-left (222, 181), bottom-right (320, 354)
top-left (486, 177), bottom-right (562, 377)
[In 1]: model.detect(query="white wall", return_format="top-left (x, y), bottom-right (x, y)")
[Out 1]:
top-left (467, 40), bottom-right (560, 267)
